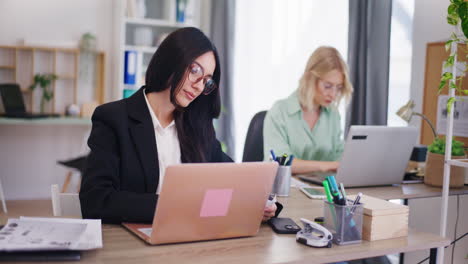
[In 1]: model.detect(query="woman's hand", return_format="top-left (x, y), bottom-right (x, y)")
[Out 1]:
top-left (319, 161), bottom-right (339, 172)
top-left (262, 202), bottom-right (277, 222)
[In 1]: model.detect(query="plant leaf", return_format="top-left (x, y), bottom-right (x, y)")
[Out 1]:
top-left (442, 72), bottom-right (454, 81)
top-left (459, 2), bottom-right (468, 38)
top-left (445, 39), bottom-right (455, 51)
top-left (448, 4), bottom-right (458, 16)
top-left (458, 2), bottom-right (468, 20)
top-left (450, 82), bottom-right (457, 89)
top-left (447, 97), bottom-right (457, 113)
top-left (447, 16), bottom-right (459, 25)
top-left (462, 17), bottom-right (468, 40)
top-left (439, 80), bottom-right (447, 92)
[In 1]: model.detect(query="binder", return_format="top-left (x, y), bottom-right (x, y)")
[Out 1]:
top-left (124, 50), bottom-right (137, 85)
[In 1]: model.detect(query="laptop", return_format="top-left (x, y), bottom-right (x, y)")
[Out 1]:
top-left (123, 162), bottom-right (278, 245)
top-left (0, 83), bottom-right (59, 119)
top-left (298, 126), bottom-right (418, 187)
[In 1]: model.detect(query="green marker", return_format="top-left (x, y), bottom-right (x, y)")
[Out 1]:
top-left (322, 180), bottom-right (334, 203)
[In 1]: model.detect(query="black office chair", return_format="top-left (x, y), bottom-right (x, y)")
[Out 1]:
top-left (242, 111), bottom-right (267, 162)
top-left (57, 155), bottom-right (87, 193)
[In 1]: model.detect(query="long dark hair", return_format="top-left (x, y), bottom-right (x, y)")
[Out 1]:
top-left (145, 27), bottom-right (221, 162)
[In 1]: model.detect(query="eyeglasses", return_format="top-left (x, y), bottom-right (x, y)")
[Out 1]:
top-left (188, 61), bottom-right (217, 95)
top-left (318, 78), bottom-right (344, 94)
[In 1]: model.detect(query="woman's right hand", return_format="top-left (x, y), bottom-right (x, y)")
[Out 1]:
top-left (319, 161), bottom-right (339, 172)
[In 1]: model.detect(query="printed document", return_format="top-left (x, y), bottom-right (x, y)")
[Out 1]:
top-left (0, 217), bottom-right (102, 251)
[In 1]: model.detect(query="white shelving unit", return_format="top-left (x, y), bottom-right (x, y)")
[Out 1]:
top-left (438, 39), bottom-right (468, 263)
top-left (114, 0), bottom-right (202, 100)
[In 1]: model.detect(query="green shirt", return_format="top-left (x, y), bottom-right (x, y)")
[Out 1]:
top-left (263, 91), bottom-right (344, 162)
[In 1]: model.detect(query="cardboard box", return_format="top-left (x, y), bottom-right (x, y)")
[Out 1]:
top-left (350, 195), bottom-right (409, 241)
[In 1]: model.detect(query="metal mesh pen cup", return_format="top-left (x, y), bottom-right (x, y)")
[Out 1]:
top-left (323, 201), bottom-right (363, 245)
top-left (272, 165), bottom-right (291, 196)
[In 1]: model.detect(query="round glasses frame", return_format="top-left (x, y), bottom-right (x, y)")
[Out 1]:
top-left (188, 61), bottom-right (218, 95)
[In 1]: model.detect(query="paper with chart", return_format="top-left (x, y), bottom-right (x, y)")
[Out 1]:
top-left (0, 217), bottom-right (102, 251)
top-left (436, 95), bottom-right (468, 137)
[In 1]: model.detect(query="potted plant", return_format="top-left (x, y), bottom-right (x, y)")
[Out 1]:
top-left (29, 73), bottom-right (57, 113)
top-left (425, 137), bottom-right (466, 187)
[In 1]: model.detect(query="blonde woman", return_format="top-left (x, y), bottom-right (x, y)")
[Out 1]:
top-left (263, 46), bottom-right (353, 174)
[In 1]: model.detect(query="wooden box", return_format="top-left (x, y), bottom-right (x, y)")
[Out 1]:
top-left (351, 195), bottom-right (409, 241)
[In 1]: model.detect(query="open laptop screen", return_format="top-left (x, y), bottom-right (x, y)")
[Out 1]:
top-left (0, 84), bottom-right (27, 114)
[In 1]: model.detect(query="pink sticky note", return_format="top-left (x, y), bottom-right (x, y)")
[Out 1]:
top-left (200, 189), bottom-right (233, 217)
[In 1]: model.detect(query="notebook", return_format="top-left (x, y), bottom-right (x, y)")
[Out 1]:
top-left (0, 83), bottom-right (59, 119)
top-left (123, 162), bottom-right (278, 245)
top-left (297, 126), bottom-right (418, 187)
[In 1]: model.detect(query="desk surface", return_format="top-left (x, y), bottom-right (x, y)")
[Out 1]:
top-left (0, 189), bottom-right (450, 264)
top-left (343, 183), bottom-right (468, 200)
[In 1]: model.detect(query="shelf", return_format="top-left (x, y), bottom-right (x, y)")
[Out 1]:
top-left (125, 45), bottom-right (158, 54)
top-left (0, 65), bottom-right (15, 69)
top-left (0, 117), bottom-right (91, 126)
top-left (125, 17), bottom-right (194, 28)
top-left (56, 75), bottom-right (76, 80)
top-left (447, 159), bottom-right (468, 168)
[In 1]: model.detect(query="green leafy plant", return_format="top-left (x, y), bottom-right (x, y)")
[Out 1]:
top-left (29, 73), bottom-right (58, 113)
top-left (438, 0), bottom-right (468, 111)
top-left (428, 137), bottom-right (465, 156)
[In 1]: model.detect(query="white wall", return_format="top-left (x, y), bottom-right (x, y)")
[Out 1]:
top-left (0, 0), bottom-right (115, 101)
top-left (0, 0), bottom-right (115, 199)
top-left (409, 0), bottom-right (452, 131)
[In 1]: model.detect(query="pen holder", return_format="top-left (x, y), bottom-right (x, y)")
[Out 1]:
top-left (272, 165), bottom-right (291, 197)
top-left (323, 201), bottom-right (363, 245)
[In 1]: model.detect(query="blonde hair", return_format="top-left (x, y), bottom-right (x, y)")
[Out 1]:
top-left (298, 46), bottom-right (353, 111)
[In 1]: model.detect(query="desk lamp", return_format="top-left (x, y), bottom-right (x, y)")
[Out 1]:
top-left (396, 100), bottom-right (437, 139)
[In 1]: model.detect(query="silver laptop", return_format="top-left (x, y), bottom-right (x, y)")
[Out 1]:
top-left (298, 126), bottom-right (418, 187)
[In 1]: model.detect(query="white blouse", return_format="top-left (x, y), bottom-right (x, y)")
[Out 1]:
top-left (143, 90), bottom-right (182, 194)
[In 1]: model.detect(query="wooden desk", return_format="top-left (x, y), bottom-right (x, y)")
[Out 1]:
top-left (0, 189), bottom-right (450, 264)
top-left (344, 183), bottom-right (468, 201)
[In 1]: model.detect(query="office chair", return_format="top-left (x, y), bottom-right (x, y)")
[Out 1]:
top-left (242, 111), bottom-right (267, 162)
top-left (57, 155), bottom-right (87, 193)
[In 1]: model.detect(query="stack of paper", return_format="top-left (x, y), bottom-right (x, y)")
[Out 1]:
top-left (0, 217), bottom-right (102, 252)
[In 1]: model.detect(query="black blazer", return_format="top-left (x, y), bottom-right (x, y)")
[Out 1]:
top-left (80, 87), bottom-right (232, 224)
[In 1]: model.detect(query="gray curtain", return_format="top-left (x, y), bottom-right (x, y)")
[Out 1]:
top-left (346, 0), bottom-right (393, 132)
top-left (210, 0), bottom-right (236, 158)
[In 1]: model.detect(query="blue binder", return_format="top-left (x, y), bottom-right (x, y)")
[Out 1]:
top-left (124, 50), bottom-right (137, 85)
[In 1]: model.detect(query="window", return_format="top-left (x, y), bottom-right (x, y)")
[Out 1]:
top-left (388, 0), bottom-right (415, 126)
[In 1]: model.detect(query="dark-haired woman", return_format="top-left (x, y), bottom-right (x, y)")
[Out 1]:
top-left (79, 27), bottom-right (277, 224)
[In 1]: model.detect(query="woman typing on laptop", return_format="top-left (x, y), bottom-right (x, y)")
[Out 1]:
top-left (263, 47), bottom-right (353, 174)
top-left (80, 28), bottom-right (277, 224)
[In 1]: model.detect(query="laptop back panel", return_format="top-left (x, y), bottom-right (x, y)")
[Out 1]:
top-left (149, 162), bottom-right (278, 245)
top-left (336, 126), bottom-right (418, 187)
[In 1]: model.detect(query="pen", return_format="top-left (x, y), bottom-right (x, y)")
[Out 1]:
top-left (351, 192), bottom-right (362, 213)
top-left (270, 149), bottom-right (276, 161)
top-left (285, 155), bottom-right (294, 166)
top-left (340, 183), bottom-right (348, 205)
top-left (279, 155), bottom-right (287, 166)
